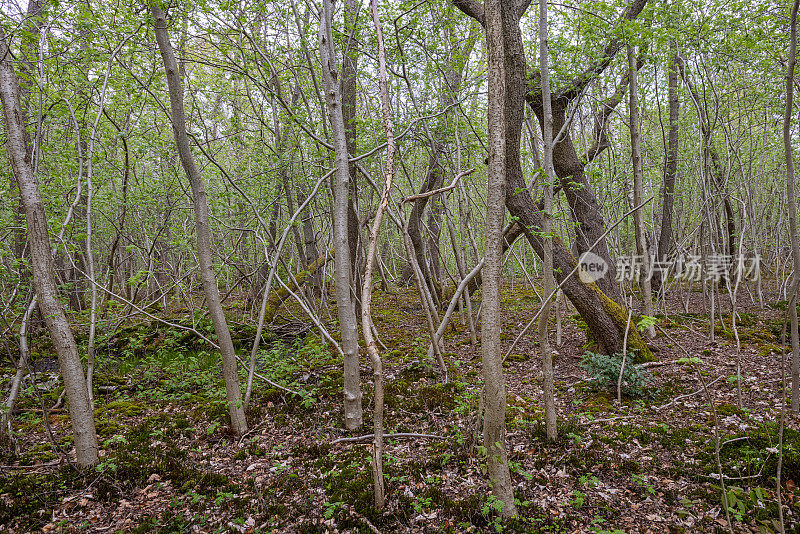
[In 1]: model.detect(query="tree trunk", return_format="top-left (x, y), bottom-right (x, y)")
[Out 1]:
top-left (538, 0), bottom-right (558, 441)
top-left (628, 44), bottom-right (655, 339)
top-left (9, 0), bottom-right (43, 282)
top-left (150, 3), bottom-right (248, 436)
top-left (342, 0), bottom-right (363, 312)
top-left (321, 0), bottom-right (363, 431)
top-left (453, 0), bottom-right (651, 359)
top-left (784, 0), bottom-right (800, 414)
top-left (652, 49), bottom-right (679, 295)
top-left (363, 0), bottom-right (394, 508)
top-left (0, 31), bottom-right (99, 468)
top-left (483, 0), bottom-right (517, 517)
top-left (407, 143), bottom-right (446, 303)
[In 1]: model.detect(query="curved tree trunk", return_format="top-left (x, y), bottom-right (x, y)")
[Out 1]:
top-left (151, 3), bottom-right (248, 436)
top-left (453, 0), bottom-right (651, 358)
top-left (0, 31), bottom-right (99, 468)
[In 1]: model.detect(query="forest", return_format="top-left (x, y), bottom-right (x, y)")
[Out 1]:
top-left (2, 0), bottom-right (800, 532)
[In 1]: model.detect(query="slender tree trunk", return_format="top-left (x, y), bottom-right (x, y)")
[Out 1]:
top-left (652, 48), bottom-right (679, 295)
top-left (628, 44), bottom-right (655, 339)
top-left (362, 0), bottom-right (394, 508)
top-left (538, 0), bottom-right (558, 441)
top-left (785, 0), bottom-right (800, 414)
top-left (0, 31), bottom-right (99, 468)
top-left (320, 0), bottom-right (363, 430)
top-left (2, 298), bottom-right (36, 438)
top-left (483, 0), bottom-right (517, 518)
top-left (342, 0), bottom-right (362, 311)
top-left (150, 3), bottom-right (247, 435)
top-left (10, 0), bottom-right (43, 282)
top-left (406, 144), bottom-right (445, 303)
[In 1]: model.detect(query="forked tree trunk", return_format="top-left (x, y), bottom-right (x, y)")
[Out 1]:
top-left (0, 31), bottom-right (99, 468)
top-left (453, 0), bottom-right (651, 359)
top-left (321, 0), bottom-right (363, 430)
top-left (453, 0), bottom-right (652, 359)
top-left (150, 3), bottom-right (248, 436)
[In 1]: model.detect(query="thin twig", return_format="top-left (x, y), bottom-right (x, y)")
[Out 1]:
top-left (332, 432), bottom-right (447, 444)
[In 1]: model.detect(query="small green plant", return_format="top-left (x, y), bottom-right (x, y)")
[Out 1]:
top-left (323, 500), bottom-right (343, 519)
top-left (214, 490), bottom-right (234, 506)
top-left (567, 432), bottom-right (583, 445)
top-left (412, 495), bottom-right (433, 514)
top-left (631, 473), bottom-right (655, 495)
top-left (570, 489), bottom-right (586, 508)
top-left (580, 351), bottom-right (654, 398)
top-left (720, 485), bottom-right (767, 523)
top-left (481, 495), bottom-right (506, 532)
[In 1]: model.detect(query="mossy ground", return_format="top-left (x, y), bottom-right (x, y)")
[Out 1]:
top-left (1, 284), bottom-right (799, 532)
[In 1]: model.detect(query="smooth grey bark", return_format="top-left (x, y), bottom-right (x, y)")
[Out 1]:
top-left (0, 31), bottom-right (99, 468)
top-left (150, 3), bottom-right (247, 436)
top-left (320, 0), bottom-right (363, 430)
top-left (538, 0), bottom-right (557, 441)
top-left (652, 49), bottom-right (679, 295)
top-left (483, 0), bottom-right (517, 518)
top-left (628, 44), bottom-right (655, 339)
top-left (362, 0), bottom-right (394, 508)
top-left (785, 0), bottom-right (800, 415)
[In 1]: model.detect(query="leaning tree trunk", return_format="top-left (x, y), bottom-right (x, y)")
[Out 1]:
top-left (0, 30), bottom-right (99, 468)
top-left (321, 0), bottom-right (363, 431)
top-left (150, 3), bottom-right (248, 436)
top-left (9, 0), bottom-right (43, 284)
top-left (453, 0), bottom-right (651, 359)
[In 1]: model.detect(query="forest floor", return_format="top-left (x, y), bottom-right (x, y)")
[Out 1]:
top-left (1, 281), bottom-right (799, 533)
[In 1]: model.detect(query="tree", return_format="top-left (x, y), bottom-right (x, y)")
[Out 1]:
top-left (0, 28), bottom-right (99, 469)
top-left (453, 0), bottom-right (652, 359)
top-left (320, 0), bottom-right (363, 431)
top-left (628, 43), bottom-right (655, 339)
top-left (652, 46), bottom-right (679, 296)
top-left (785, 0), bottom-right (800, 415)
top-left (537, 0), bottom-right (557, 441)
top-left (482, 0), bottom-right (517, 518)
top-left (150, 3), bottom-right (247, 436)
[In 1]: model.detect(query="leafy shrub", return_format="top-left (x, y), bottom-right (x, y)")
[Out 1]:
top-left (580, 351), bottom-right (654, 398)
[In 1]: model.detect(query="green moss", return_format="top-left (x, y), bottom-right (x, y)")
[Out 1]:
top-left (0, 468), bottom-right (85, 531)
top-left (699, 423), bottom-right (800, 484)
